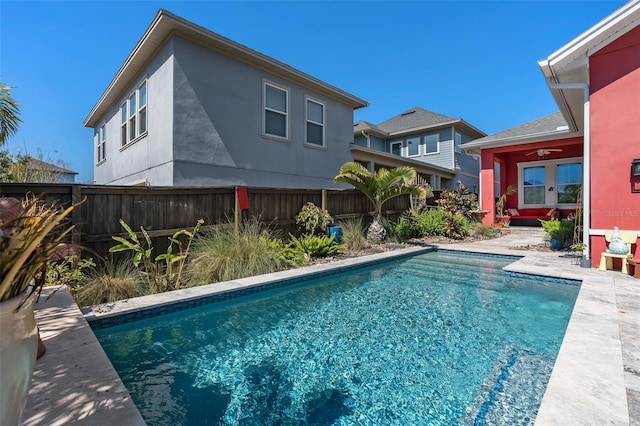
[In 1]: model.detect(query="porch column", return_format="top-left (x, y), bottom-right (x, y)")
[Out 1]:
top-left (480, 150), bottom-right (496, 225)
top-left (367, 161), bottom-right (375, 173)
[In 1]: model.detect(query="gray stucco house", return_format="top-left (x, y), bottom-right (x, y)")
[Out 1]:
top-left (353, 107), bottom-right (485, 191)
top-left (84, 10), bottom-right (368, 187)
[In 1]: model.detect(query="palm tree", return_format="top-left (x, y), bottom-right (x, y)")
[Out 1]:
top-left (334, 162), bottom-right (431, 242)
top-left (0, 82), bottom-right (21, 146)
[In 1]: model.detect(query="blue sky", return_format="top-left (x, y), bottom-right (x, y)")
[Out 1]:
top-left (1, 0), bottom-right (625, 183)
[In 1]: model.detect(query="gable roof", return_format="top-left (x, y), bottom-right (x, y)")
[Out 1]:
top-left (84, 9), bottom-right (368, 127)
top-left (465, 1), bottom-right (639, 153)
top-left (538, 0), bottom-right (640, 132)
top-left (462, 112), bottom-right (576, 155)
top-left (25, 158), bottom-right (77, 175)
top-left (355, 107), bottom-right (485, 138)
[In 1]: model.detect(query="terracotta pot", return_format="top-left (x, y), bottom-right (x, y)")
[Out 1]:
top-left (0, 295), bottom-right (38, 426)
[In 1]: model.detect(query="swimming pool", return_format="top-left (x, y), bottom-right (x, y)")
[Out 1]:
top-left (92, 251), bottom-right (580, 425)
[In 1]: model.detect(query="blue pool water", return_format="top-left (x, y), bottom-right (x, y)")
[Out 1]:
top-left (93, 251), bottom-right (580, 425)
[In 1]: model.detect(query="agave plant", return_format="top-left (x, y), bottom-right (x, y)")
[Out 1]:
top-left (0, 196), bottom-right (75, 304)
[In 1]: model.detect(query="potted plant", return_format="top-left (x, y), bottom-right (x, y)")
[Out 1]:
top-left (495, 184), bottom-right (517, 227)
top-left (0, 196), bottom-right (75, 425)
top-left (570, 242), bottom-right (591, 268)
top-left (539, 218), bottom-right (574, 250)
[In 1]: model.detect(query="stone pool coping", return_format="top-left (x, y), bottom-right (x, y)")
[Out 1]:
top-left (22, 242), bottom-right (635, 425)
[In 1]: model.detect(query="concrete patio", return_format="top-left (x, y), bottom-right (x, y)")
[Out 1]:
top-left (21, 227), bottom-right (639, 425)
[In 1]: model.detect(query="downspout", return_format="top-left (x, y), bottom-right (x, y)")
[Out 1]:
top-left (546, 79), bottom-right (590, 260)
top-left (361, 131), bottom-right (371, 148)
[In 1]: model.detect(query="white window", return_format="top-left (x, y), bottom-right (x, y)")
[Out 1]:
top-left (305, 98), bottom-right (324, 147)
top-left (120, 103), bottom-right (127, 147)
top-left (390, 141), bottom-right (402, 156)
top-left (264, 82), bottom-right (288, 139)
top-left (425, 135), bottom-right (439, 154)
top-left (97, 125), bottom-right (106, 164)
top-left (407, 137), bottom-right (420, 156)
top-left (138, 81), bottom-right (147, 134)
top-left (517, 157), bottom-right (583, 207)
top-left (121, 80), bottom-right (148, 147)
top-left (455, 132), bottom-right (462, 153)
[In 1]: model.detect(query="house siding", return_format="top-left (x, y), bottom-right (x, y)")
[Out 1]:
top-left (94, 40), bottom-right (175, 186)
top-left (170, 36), bottom-right (354, 188)
top-left (453, 130), bottom-right (480, 191)
top-left (589, 24), bottom-right (640, 256)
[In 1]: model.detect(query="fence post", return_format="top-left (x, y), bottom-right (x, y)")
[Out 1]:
top-left (321, 189), bottom-right (327, 211)
top-left (71, 184), bottom-right (82, 246)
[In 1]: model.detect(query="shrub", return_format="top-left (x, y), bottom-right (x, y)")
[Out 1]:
top-left (435, 184), bottom-right (478, 220)
top-left (444, 212), bottom-right (472, 240)
top-left (110, 218), bottom-right (203, 292)
top-left (46, 255), bottom-right (96, 288)
top-left (295, 202), bottom-right (333, 236)
top-left (73, 259), bottom-right (146, 307)
top-left (287, 234), bottom-right (344, 259)
top-left (185, 217), bottom-right (285, 286)
top-left (415, 208), bottom-right (449, 237)
top-left (539, 218), bottom-right (574, 246)
top-left (339, 217), bottom-right (368, 252)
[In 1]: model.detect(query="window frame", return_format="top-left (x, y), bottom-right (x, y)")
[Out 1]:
top-left (406, 137), bottom-right (421, 157)
top-left (304, 96), bottom-right (325, 148)
top-left (454, 131), bottom-right (462, 154)
top-left (120, 79), bottom-right (148, 149)
top-left (424, 134), bottom-right (439, 155)
top-left (96, 124), bottom-right (106, 164)
top-left (390, 141), bottom-right (403, 156)
top-left (263, 80), bottom-right (290, 141)
top-left (517, 156), bottom-right (583, 208)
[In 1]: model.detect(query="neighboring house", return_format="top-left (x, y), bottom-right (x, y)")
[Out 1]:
top-left (84, 10), bottom-right (368, 188)
top-left (463, 0), bottom-right (640, 265)
top-left (22, 158), bottom-right (77, 183)
top-left (353, 107), bottom-right (486, 191)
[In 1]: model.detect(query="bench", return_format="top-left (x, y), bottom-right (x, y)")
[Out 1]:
top-left (598, 229), bottom-right (637, 274)
top-left (505, 208), bottom-right (558, 226)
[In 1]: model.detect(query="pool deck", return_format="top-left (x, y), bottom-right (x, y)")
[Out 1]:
top-left (21, 227), bottom-right (639, 425)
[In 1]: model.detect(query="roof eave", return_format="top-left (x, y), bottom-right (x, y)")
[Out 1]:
top-left (537, 0), bottom-right (640, 133)
top-left (462, 129), bottom-right (580, 156)
top-left (84, 9), bottom-right (369, 127)
top-left (350, 145), bottom-right (456, 177)
top-left (385, 119), bottom-right (486, 139)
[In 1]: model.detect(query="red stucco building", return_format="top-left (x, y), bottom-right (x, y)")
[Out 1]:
top-left (464, 0), bottom-right (640, 267)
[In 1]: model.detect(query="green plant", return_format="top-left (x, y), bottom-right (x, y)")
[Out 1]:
top-left (496, 184), bottom-right (517, 217)
top-left (539, 218), bottom-right (575, 246)
top-left (435, 184), bottom-right (478, 220)
top-left (110, 218), bottom-right (203, 292)
top-left (46, 255), bottom-right (96, 288)
top-left (416, 208), bottom-right (450, 237)
top-left (295, 202), bottom-right (333, 236)
top-left (73, 259), bottom-right (147, 307)
top-left (287, 234), bottom-right (344, 259)
top-left (334, 162), bottom-right (432, 242)
top-left (443, 212), bottom-right (472, 240)
top-left (0, 196), bottom-right (76, 303)
top-left (185, 217), bottom-right (285, 286)
top-left (0, 82), bottom-right (22, 145)
top-left (338, 217), bottom-right (368, 252)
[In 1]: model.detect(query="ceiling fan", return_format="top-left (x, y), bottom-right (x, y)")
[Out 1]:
top-left (526, 148), bottom-right (563, 157)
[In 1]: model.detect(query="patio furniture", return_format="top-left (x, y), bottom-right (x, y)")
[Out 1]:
top-left (628, 258), bottom-right (640, 279)
top-left (598, 229), bottom-right (637, 274)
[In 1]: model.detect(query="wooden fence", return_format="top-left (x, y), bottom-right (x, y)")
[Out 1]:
top-left (0, 183), bottom-right (441, 258)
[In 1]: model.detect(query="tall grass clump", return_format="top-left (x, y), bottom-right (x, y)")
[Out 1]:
top-left (339, 217), bottom-right (368, 252)
top-left (73, 259), bottom-right (146, 307)
top-left (186, 217), bottom-right (284, 286)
